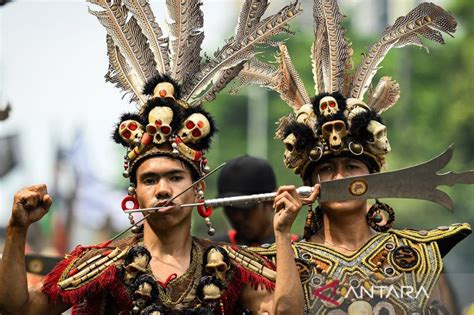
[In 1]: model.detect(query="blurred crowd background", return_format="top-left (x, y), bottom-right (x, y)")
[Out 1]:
top-left (1, 0), bottom-right (473, 312)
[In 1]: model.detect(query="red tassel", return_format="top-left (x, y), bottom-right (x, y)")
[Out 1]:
top-left (221, 263), bottom-right (275, 314)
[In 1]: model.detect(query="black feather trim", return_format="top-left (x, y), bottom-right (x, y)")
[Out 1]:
top-left (112, 113), bottom-right (144, 146)
top-left (181, 106), bottom-right (217, 151)
top-left (143, 74), bottom-right (182, 99)
top-left (312, 92), bottom-right (347, 128)
top-left (283, 122), bottom-right (317, 151)
top-left (141, 98), bottom-right (185, 132)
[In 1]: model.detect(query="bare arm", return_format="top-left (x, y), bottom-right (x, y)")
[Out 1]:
top-left (0, 185), bottom-right (69, 314)
top-left (271, 185), bottom-right (306, 314)
top-left (240, 185), bottom-right (319, 314)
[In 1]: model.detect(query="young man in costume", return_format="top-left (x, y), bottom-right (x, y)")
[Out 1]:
top-left (233, 0), bottom-right (471, 313)
top-left (0, 0), bottom-right (308, 313)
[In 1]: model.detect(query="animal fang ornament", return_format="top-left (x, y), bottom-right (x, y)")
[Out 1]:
top-left (367, 120), bottom-right (391, 155)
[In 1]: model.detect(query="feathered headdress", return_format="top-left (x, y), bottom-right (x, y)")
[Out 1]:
top-left (232, 0), bottom-right (456, 182)
top-left (87, 0), bottom-right (301, 179)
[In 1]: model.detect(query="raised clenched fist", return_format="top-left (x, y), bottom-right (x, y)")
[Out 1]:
top-left (9, 184), bottom-right (53, 229)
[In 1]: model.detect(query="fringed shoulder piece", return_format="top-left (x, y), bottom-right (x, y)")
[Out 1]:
top-left (389, 223), bottom-right (471, 257)
top-left (42, 235), bottom-right (140, 306)
top-left (218, 244), bottom-right (276, 314)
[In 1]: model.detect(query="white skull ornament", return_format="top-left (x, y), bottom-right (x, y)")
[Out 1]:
top-left (321, 120), bottom-right (347, 153)
top-left (319, 96), bottom-right (339, 117)
top-left (205, 248), bottom-right (229, 282)
top-left (119, 120), bottom-right (144, 145)
top-left (178, 113), bottom-right (210, 144)
top-left (145, 107), bottom-right (174, 144)
top-left (366, 120), bottom-right (391, 155)
top-left (283, 133), bottom-right (309, 171)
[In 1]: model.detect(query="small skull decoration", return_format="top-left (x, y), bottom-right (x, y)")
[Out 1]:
top-left (366, 120), bottom-right (391, 155)
top-left (197, 276), bottom-right (224, 305)
top-left (119, 120), bottom-right (144, 145)
top-left (204, 247), bottom-right (230, 282)
top-left (131, 274), bottom-right (159, 313)
top-left (178, 113), bottom-right (210, 144)
top-left (152, 82), bottom-right (176, 100)
top-left (283, 133), bottom-right (309, 171)
top-left (321, 120), bottom-right (347, 153)
top-left (145, 107), bottom-right (174, 144)
top-left (123, 246), bottom-right (151, 284)
top-left (319, 96), bottom-right (339, 117)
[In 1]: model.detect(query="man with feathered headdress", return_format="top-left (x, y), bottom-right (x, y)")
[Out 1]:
top-left (235, 0), bottom-right (471, 313)
top-left (0, 0), bottom-right (307, 313)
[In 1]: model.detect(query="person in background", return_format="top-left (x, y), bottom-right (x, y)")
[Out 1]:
top-left (214, 155), bottom-right (298, 246)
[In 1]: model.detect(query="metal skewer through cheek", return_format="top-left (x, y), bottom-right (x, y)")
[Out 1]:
top-left (111, 163), bottom-right (226, 242)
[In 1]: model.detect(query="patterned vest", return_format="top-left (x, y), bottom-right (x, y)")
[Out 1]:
top-left (250, 223), bottom-right (471, 314)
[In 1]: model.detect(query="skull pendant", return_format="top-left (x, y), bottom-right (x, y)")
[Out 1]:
top-left (145, 106), bottom-right (174, 144)
top-left (202, 282), bottom-right (222, 302)
top-left (178, 113), bottom-right (211, 144)
top-left (366, 120), bottom-right (391, 155)
top-left (205, 247), bottom-right (229, 282)
top-left (319, 96), bottom-right (339, 117)
top-left (321, 120), bottom-right (347, 153)
top-left (119, 120), bottom-right (144, 145)
top-left (123, 246), bottom-right (151, 284)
